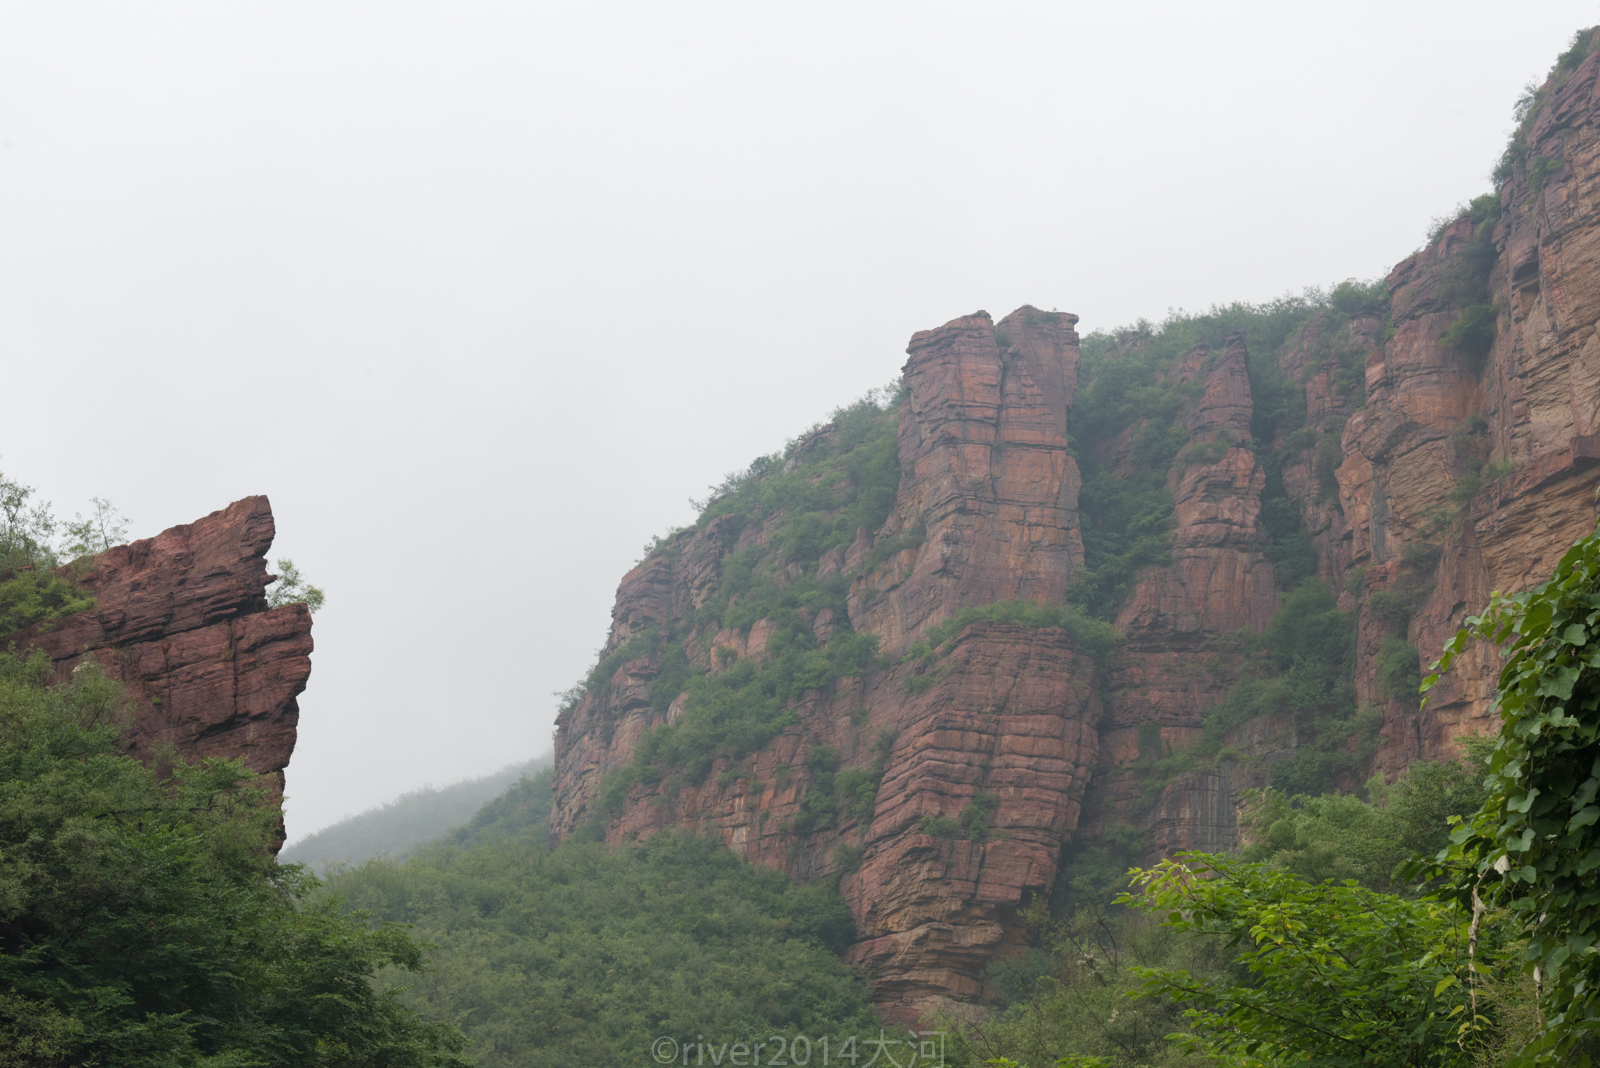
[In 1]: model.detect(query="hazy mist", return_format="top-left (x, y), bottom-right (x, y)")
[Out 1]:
top-left (0, 2), bottom-right (1589, 840)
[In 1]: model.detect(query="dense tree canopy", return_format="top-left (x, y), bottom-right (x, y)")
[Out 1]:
top-left (324, 830), bottom-right (881, 1068)
top-left (0, 649), bottom-right (467, 1067)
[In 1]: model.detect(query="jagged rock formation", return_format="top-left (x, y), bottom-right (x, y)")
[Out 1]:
top-left (548, 42), bottom-right (1600, 1023)
top-left (11, 497), bottom-right (312, 846)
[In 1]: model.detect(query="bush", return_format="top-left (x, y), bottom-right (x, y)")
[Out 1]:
top-left (0, 569), bottom-right (94, 636)
top-left (1375, 637), bottom-right (1422, 703)
top-left (1442, 303), bottom-right (1498, 374)
top-left (920, 598), bottom-right (1120, 664)
top-left (1136, 580), bottom-right (1361, 801)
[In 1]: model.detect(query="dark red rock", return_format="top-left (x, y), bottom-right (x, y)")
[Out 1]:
top-left (12, 496), bottom-right (312, 848)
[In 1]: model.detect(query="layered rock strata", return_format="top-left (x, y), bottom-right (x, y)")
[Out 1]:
top-left (1334, 46), bottom-right (1600, 776)
top-left (11, 496), bottom-right (312, 846)
top-left (549, 41), bottom-right (1600, 1023)
top-left (549, 307), bottom-right (1098, 1022)
top-left (1076, 334), bottom-right (1284, 855)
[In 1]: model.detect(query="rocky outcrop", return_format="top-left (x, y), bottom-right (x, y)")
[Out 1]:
top-left (11, 497), bottom-right (312, 846)
top-left (547, 35), bottom-right (1600, 1026)
top-left (548, 306), bottom-right (1100, 1022)
top-left (850, 307), bottom-right (1085, 655)
top-left (1332, 45), bottom-right (1600, 777)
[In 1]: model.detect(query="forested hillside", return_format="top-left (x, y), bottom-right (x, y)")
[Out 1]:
top-left (321, 817), bottom-right (881, 1067)
top-left (282, 754), bottom-right (553, 872)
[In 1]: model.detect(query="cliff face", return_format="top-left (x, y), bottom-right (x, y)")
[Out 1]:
top-left (1339, 46), bottom-right (1600, 778)
top-left (549, 44), bottom-right (1600, 1022)
top-left (12, 496), bottom-right (312, 846)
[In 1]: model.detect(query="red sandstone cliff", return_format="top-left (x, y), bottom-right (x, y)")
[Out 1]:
top-left (548, 40), bottom-right (1600, 1023)
top-left (9, 496), bottom-right (312, 846)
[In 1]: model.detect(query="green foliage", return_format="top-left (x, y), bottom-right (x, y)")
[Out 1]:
top-left (1259, 461), bottom-right (1318, 589)
top-left (921, 599), bottom-right (1120, 664)
top-left (1136, 580), bottom-right (1365, 800)
top-left (1072, 287), bottom-right (1378, 619)
top-left (912, 793), bottom-right (1005, 843)
top-left (1050, 824), bottom-right (1153, 913)
top-left (570, 387), bottom-right (905, 796)
top-left (266, 557), bottom-right (325, 613)
top-left (0, 471), bottom-right (62, 570)
top-left (691, 384), bottom-right (905, 610)
top-left (1240, 752), bottom-right (1491, 892)
top-left (0, 649), bottom-right (468, 1067)
top-left (947, 901), bottom-right (1222, 1068)
top-left (324, 831), bottom-right (879, 1067)
top-left (1488, 27), bottom-right (1598, 189)
top-left (1119, 852), bottom-right (1487, 1067)
top-left (280, 757), bottom-right (553, 873)
top-left (1444, 304), bottom-right (1499, 375)
top-left (1369, 545), bottom-right (1442, 632)
top-left (1376, 636), bottom-right (1423, 703)
top-left (1422, 524), bottom-right (1600, 1064)
top-left (1, 472), bottom-right (133, 574)
top-left (0, 568), bottom-right (95, 636)
top-left (615, 625), bottom-right (882, 793)
top-left (961, 791), bottom-right (1001, 839)
top-left (1068, 468), bottom-right (1174, 619)
top-left (1329, 277), bottom-right (1389, 315)
top-left (60, 496), bottom-right (130, 561)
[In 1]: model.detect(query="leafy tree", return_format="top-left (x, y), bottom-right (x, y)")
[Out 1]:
top-left (946, 900), bottom-right (1222, 1068)
top-left (0, 471), bottom-right (59, 569)
top-left (1421, 526), bottom-right (1600, 1064)
top-left (0, 648), bottom-right (467, 1066)
top-left (1241, 752), bottom-right (1490, 892)
top-left (1117, 852), bottom-right (1487, 1067)
top-left (267, 557), bottom-right (325, 613)
top-left (60, 495), bottom-right (131, 559)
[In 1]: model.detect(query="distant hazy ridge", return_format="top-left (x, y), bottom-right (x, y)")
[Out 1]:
top-left (282, 754), bottom-right (553, 872)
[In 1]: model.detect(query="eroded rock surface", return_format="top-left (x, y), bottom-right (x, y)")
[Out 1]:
top-left (12, 497), bottom-right (312, 846)
top-left (548, 44), bottom-right (1600, 1024)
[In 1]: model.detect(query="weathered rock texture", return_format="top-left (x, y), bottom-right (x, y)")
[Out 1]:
top-left (1336, 47), bottom-right (1600, 778)
top-left (1076, 333), bottom-right (1286, 855)
top-left (11, 497), bottom-right (312, 846)
top-left (548, 43), bottom-right (1600, 1025)
top-left (850, 307), bottom-right (1086, 653)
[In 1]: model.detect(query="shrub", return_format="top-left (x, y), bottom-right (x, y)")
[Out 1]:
top-left (921, 598), bottom-right (1120, 664)
top-left (1375, 637), bottom-right (1422, 704)
top-left (1442, 303), bottom-right (1497, 374)
top-left (0, 569), bottom-right (94, 636)
top-left (960, 792), bottom-right (1001, 839)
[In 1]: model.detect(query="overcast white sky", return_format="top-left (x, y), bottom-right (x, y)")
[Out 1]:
top-left (1, 2), bottom-right (1593, 840)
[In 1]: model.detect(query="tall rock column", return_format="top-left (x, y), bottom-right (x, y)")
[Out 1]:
top-left (849, 306), bottom-right (1085, 654)
top-left (547, 306), bottom-right (1106, 1021)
